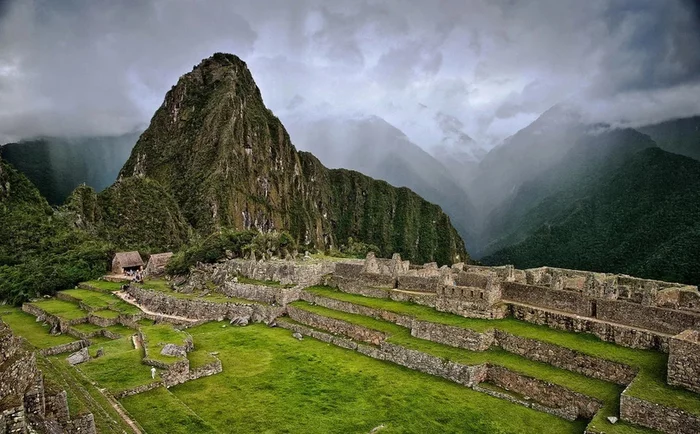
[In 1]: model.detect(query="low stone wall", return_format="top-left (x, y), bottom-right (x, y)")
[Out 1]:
top-left (299, 290), bottom-right (414, 327)
top-left (114, 381), bottom-right (163, 399)
top-left (39, 340), bottom-right (88, 357)
top-left (22, 303), bottom-right (86, 334)
top-left (502, 282), bottom-right (592, 317)
top-left (411, 321), bottom-right (495, 352)
top-left (56, 292), bottom-right (82, 304)
top-left (494, 331), bottom-right (637, 385)
top-left (363, 342), bottom-right (484, 387)
top-left (596, 299), bottom-right (700, 335)
top-left (667, 329), bottom-right (700, 393)
top-left (434, 297), bottom-right (507, 319)
top-left (300, 290), bottom-right (495, 351)
top-left (126, 286), bottom-right (283, 324)
top-left (87, 313), bottom-right (119, 328)
top-left (217, 259), bottom-right (337, 287)
top-left (486, 365), bottom-right (602, 419)
top-left (219, 282), bottom-right (301, 306)
top-left (286, 306), bottom-right (386, 345)
top-left (620, 391), bottom-right (700, 434)
top-left (509, 303), bottom-right (669, 351)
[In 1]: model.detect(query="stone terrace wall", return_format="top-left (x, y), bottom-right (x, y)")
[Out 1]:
top-left (620, 390), bottom-right (700, 434)
top-left (126, 286), bottom-right (283, 323)
top-left (494, 331), bottom-right (636, 385)
top-left (286, 306), bottom-right (386, 345)
top-left (596, 299), bottom-right (700, 335)
top-left (219, 282), bottom-right (301, 306)
top-left (667, 329), bottom-right (700, 393)
top-left (486, 365), bottom-right (602, 420)
top-left (509, 304), bottom-right (669, 351)
top-left (38, 340), bottom-right (88, 357)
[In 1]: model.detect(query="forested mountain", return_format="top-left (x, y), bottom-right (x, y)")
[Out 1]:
top-left (483, 147), bottom-right (700, 285)
top-left (113, 53), bottom-right (467, 264)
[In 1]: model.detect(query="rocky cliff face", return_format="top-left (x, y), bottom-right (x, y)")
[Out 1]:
top-left (119, 53), bottom-right (467, 264)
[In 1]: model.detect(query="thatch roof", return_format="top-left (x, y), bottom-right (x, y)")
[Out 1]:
top-left (147, 252), bottom-right (173, 268)
top-left (113, 251), bottom-right (144, 268)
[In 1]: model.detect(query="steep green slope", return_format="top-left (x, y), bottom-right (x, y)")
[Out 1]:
top-left (638, 116), bottom-right (700, 161)
top-left (64, 179), bottom-right (190, 252)
top-left (118, 53), bottom-right (467, 264)
top-left (483, 147), bottom-right (700, 285)
top-left (480, 128), bottom-right (657, 257)
top-left (0, 156), bottom-right (111, 303)
top-left (0, 132), bottom-right (140, 205)
top-left (287, 115), bottom-right (478, 249)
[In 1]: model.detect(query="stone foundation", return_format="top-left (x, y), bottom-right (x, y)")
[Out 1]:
top-left (620, 391), bottom-right (700, 434)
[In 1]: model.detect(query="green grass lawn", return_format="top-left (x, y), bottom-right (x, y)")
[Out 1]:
top-left (81, 280), bottom-right (126, 292)
top-left (91, 309), bottom-right (120, 319)
top-left (122, 323), bottom-right (588, 434)
top-left (61, 289), bottom-right (116, 309)
top-left (141, 324), bottom-right (190, 364)
top-left (304, 287), bottom-right (700, 419)
top-left (0, 306), bottom-right (78, 348)
top-left (38, 355), bottom-right (139, 433)
top-left (70, 322), bottom-right (103, 334)
top-left (29, 299), bottom-right (87, 320)
top-left (80, 336), bottom-right (158, 393)
top-left (237, 275), bottom-right (294, 288)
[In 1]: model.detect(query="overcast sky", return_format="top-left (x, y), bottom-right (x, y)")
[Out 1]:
top-left (1, 0), bottom-right (699, 149)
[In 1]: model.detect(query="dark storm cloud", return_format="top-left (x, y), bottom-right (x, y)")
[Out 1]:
top-left (0, 0), bottom-right (699, 147)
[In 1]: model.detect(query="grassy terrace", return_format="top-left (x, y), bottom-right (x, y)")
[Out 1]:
top-left (29, 298), bottom-right (87, 320)
top-left (304, 287), bottom-right (700, 418)
top-left (141, 324), bottom-right (190, 365)
top-left (289, 301), bottom-right (659, 434)
top-left (122, 323), bottom-right (588, 434)
top-left (80, 335), bottom-right (159, 393)
top-left (0, 306), bottom-right (77, 348)
top-left (82, 280), bottom-right (126, 292)
top-left (139, 279), bottom-right (257, 304)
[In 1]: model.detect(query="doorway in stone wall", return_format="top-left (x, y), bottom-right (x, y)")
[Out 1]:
top-left (590, 300), bottom-right (597, 318)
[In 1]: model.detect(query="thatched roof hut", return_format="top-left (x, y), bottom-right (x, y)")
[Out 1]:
top-left (145, 252), bottom-right (173, 276)
top-left (112, 251), bottom-right (144, 274)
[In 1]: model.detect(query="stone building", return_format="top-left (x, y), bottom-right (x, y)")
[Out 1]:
top-left (111, 251), bottom-right (144, 275)
top-left (145, 252), bottom-right (173, 277)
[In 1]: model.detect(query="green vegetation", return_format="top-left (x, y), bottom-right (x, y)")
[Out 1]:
top-left (80, 336), bottom-right (157, 393)
top-left (304, 286), bottom-right (700, 419)
top-left (141, 324), bottom-right (190, 364)
top-left (122, 322), bottom-right (585, 434)
top-left (0, 306), bottom-right (77, 348)
top-left (38, 355), bottom-right (141, 433)
top-left (30, 299), bottom-right (87, 320)
top-left (81, 280), bottom-right (126, 292)
top-left (484, 146), bottom-right (700, 286)
top-left (0, 157), bottom-right (112, 304)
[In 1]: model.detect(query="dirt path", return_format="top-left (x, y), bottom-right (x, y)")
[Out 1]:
top-left (115, 291), bottom-right (199, 324)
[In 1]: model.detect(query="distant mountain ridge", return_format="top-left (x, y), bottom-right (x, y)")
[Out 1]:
top-left (0, 132), bottom-right (140, 205)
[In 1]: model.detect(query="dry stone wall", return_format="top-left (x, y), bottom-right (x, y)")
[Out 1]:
top-left (667, 329), bottom-right (700, 393)
top-left (494, 331), bottom-right (637, 385)
top-left (126, 286), bottom-right (283, 324)
top-left (509, 304), bottom-right (669, 351)
top-left (286, 306), bottom-right (386, 345)
top-left (620, 391), bottom-right (700, 434)
top-left (596, 299), bottom-right (700, 335)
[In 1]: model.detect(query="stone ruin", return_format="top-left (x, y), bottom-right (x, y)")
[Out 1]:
top-left (333, 253), bottom-right (700, 397)
top-left (0, 320), bottom-right (96, 433)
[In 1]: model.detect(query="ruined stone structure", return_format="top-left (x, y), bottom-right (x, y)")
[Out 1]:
top-left (0, 321), bottom-right (96, 433)
top-left (81, 253), bottom-right (700, 434)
